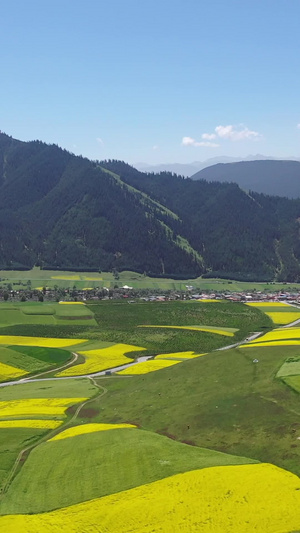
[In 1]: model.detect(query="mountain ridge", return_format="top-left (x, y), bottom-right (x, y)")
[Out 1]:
top-left (135, 155), bottom-right (300, 177)
top-left (1, 132), bottom-right (300, 281)
top-left (191, 160), bottom-right (300, 199)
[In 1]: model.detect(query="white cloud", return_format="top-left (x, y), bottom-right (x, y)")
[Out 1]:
top-left (297, 123), bottom-right (300, 129)
top-left (181, 136), bottom-right (219, 148)
top-left (152, 145), bottom-right (159, 150)
top-left (215, 124), bottom-right (261, 141)
top-left (182, 124), bottom-right (261, 150)
top-left (182, 136), bottom-right (196, 146)
top-left (202, 133), bottom-right (217, 140)
top-left (198, 141), bottom-right (220, 147)
top-left (96, 137), bottom-right (104, 144)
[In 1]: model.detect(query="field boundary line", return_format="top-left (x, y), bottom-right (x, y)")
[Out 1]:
top-left (18, 352), bottom-right (79, 383)
top-left (259, 394), bottom-right (300, 417)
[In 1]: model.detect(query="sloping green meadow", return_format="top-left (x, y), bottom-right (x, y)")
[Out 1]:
top-left (277, 358), bottom-right (300, 378)
top-left (0, 427), bottom-right (46, 487)
top-left (87, 344), bottom-right (300, 477)
top-left (0, 378), bottom-right (98, 490)
top-left (0, 427), bottom-right (256, 515)
top-left (0, 302), bottom-right (96, 328)
top-left (0, 378), bottom-right (97, 402)
top-left (283, 375), bottom-right (300, 392)
top-left (0, 297), bottom-right (299, 529)
top-left (0, 346), bottom-right (71, 374)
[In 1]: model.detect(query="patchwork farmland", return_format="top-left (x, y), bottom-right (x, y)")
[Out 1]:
top-left (0, 298), bottom-right (300, 531)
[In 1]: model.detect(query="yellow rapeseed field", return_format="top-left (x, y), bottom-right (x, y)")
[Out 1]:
top-left (155, 351), bottom-right (206, 360)
top-left (51, 275), bottom-right (81, 280)
top-left (0, 419), bottom-right (62, 429)
top-left (138, 325), bottom-right (236, 336)
top-left (197, 299), bottom-right (223, 302)
top-left (0, 362), bottom-right (28, 379)
top-left (266, 312), bottom-right (298, 324)
top-left (1, 463), bottom-right (300, 532)
top-left (0, 398), bottom-right (87, 418)
top-left (242, 340), bottom-right (300, 348)
top-left (0, 336), bottom-right (87, 348)
top-left (118, 359), bottom-right (180, 375)
top-left (57, 344), bottom-right (146, 377)
top-left (246, 327), bottom-right (300, 344)
top-left (265, 311), bottom-right (300, 324)
top-left (48, 423), bottom-right (136, 442)
top-left (58, 302), bottom-right (85, 305)
top-left (246, 301), bottom-right (290, 306)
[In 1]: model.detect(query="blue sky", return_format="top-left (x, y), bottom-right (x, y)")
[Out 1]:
top-left (1, 0), bottom-right (299, 164)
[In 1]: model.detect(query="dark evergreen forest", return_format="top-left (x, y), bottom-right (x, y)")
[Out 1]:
top-left (1, 132), bottom-right (300, 281)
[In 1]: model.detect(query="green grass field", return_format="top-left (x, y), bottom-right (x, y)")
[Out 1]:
top-left (277, 358), bottom-right (300, 377)
top-left (1, 266), bottom-right (300, 291)
top-left (0, 427), bottom-right (256, 514)
top-left (0, 296), bottom-right (299, 529)
top-left (0, 427), bottom-right (47, 487)
top-left (0, 378), bottom-right (99, 490)
top-left (0, 302), bottom-right (97, 328)
top-left (77, 344), bottom-right (300, 477)
top-left (0, 347), bottom-right (47, 372)
top-left (0, 378), bottom-right (97, 402)
top-left (0, 346), bottom-right (73, 383)
top-left (283, 375), bottom-right (300, 393)
top-left (84, 300), bottom-right (272, 355)
top-left (0, 300), bottom-right (272, 356)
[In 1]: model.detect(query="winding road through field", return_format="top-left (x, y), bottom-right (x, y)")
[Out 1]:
top-left (0, 355), bottom-right (153, 389)
top-left (0, 330), bottom-right (264, 390)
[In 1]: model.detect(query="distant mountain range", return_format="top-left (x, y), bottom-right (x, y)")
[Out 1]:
top-left (1, 131), bottom-right (300, 281)
top-left (136, 155), bottom-right (300, 177)
top-left (191, 160), bottom-right (300, 199)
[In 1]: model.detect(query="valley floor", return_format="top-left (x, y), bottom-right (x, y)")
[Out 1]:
top-left (0, 299), bottom-right (299, 531)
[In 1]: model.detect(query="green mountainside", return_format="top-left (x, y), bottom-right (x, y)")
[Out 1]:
top-left (1, 132), bottom-right (300, 281)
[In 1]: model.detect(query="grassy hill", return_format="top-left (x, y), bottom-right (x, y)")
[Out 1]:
top-left (85, 343), bottom-right (300, 477)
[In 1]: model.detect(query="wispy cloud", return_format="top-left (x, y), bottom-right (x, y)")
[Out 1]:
top-left (152, 145), bottom-right (159, 150)
top-left (96, 137), bottom-right (104, 144)
top-left (181, 136), bottom-right (219, 148)
top-left (198, 124), bottom-right (262, 143)
top-left (297, 123), bottom-right (300, 129)
top-left (202, 133), bottom-right (217, 140)
top-left (215, 124), bottom-right (261, 141)
top-left (182, 124), bottom-right (262, 149)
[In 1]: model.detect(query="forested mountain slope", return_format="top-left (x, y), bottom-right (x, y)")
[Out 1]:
top-left (1, 132), bottom-right (300, 281)
top-left (102, 161), bottom-right (300, 281)
top-left (0, 133), bottom-right (202, 276)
